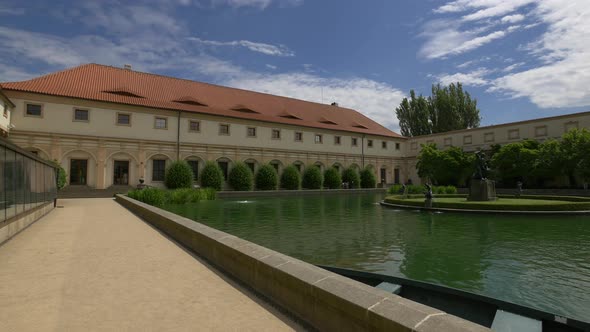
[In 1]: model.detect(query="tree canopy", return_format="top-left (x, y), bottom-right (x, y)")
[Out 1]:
top-left (395, 82), bottom-right (481, 137)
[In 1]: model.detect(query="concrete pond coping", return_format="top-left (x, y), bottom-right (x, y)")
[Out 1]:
top-left (380, 201), bottom-right (590, 215)
top-left (115, 194), bottom-right (489, 332)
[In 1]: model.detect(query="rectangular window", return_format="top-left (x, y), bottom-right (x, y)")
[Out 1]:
top-left (3, 102), bottom-right (8, 118)
top-left (444, 137), bottom-right (452, 147)
top-left (294, 132), bottom-right (303, 142)
top-left (484, 132), bottom-right (495, 143)
top-left (155, 117), bottom-right (167, 129)
top-left (352, 137), bottom-right (358, 146)
top-left (187, 160), bottom-right (199, 181)
top-left (315, 134), bottom-right (323, 144)
top-left (73, 108), bottom-right (89, 122)
top-left (463, 135), bottom-right (472, 145)
top-left (411, 142), bottom-right (417, 150)
top-left (189, 120), bottom-right (200, 132)
top-left (382, 141), bottom-right (387, 149)
top-left (508, 129), bottom-right (520, 140)
top-left (334, 136), bottom-right (341, 145)
top-left (367, 140), bottom-right (373, 148)
top-left (271, 129), bottom-right (281, 139)
top-left (117, 113), bottom-right (131, 126)
top-left (152, 159), bottom-right (166, 181)
top-left (535, 126), bottom-right (548, 137)
top-left (25, 103), bottom-right (42, 117)
top-left (246, 162), bottom-right (255, 173)
top-left (395, 142), bottom-right (400, 150)
top-left (564, 121), bottom-right (579, 132)
top-left (218, 161), bottom-right (228, 180)
top-left (219, 124), bottom-right (230, 135)
top-left (247, 127), bottom-right (256, 137)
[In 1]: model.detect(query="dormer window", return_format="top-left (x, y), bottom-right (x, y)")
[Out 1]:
top-left (231, 105), bottom-right (259, 114)
top-left (278, 111), bottom-right (302, 120)
top-left (173, 97), bottom-right (207, 107)
top-left (103, 88), bottom-right (144, 98)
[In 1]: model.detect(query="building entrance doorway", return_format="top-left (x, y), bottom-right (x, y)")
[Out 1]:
top-left (70, 159), bottom-right (88, 185)
top-left (114, 160), bottom-right (130, 185)
top-left (394, 168), bottom-right (400, 184)
top-left (380, 168), bottom-right (387, 185)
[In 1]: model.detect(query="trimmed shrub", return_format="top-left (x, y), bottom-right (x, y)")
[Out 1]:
top-left (128, 187), bottom-right (216, 206)
top-left (200, 161), bottom-right (224, 190)
top-left (342, 167), bottom-right (360, 189)
top-left (228, 162), bottom-right (253, 191)
top-left (302, 166), bottom-right (323, 189)
top-left (50, 160), bottom-right (67, 190)
top-left (323, 167), bottom-right (342, 189)
top-left (128, 187), bottom-right (166, 206)
top-left (280, 165), bottom-right (301, 190)
top-left (445, 185), bottom-right (458, 194)
top-left (360, 168), bottom-right (376, 188)
top-left (388, 184), bottom-right (458, 195)
top-left (165, 160), bottom-right (194, 189)
top-left (255, 164), bottom-right (278, 190)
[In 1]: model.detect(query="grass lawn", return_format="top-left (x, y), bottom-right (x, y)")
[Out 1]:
top-left (402, 197), bottom-right (571, 206)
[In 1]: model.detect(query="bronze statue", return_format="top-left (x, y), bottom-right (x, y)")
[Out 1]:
top-left (424, 184), bottom-right (433, 199)
top-left (473, 150), bottom-right (489, 180)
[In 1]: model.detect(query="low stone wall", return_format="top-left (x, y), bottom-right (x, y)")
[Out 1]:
top-left (457, 188), bottom-right (590, 196)
top-left (0, 202), bottom-right (54, 245)
top-left (218, 188), bottom-right (387, 199)
top-left (116, 194), bottom-right (488, 332)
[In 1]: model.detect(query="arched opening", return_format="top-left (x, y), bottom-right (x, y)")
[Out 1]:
top-left (61, 149), bottom-right (97, 187)
top-left (269, 159), bottom-right (283, 175)
top-left (332, 162), bottom-right (343, 173)
top-left (243, 158), bottom-right (259, 174)
top-left (106, 152), bottom-right (138, 187)
top-left (314, 161), bottom-right (325, 173)
top-left (216, 157), bottom-right (233, 182)
top-left (292, 160), bottom-right (304, 173)
top-left (185, 155), bottom-right (205, 183)
top-left (146, 154), bottom-right (171, 187)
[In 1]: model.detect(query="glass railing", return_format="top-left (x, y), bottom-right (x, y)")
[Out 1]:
top-left (0, 138), bottom-right (57, 222)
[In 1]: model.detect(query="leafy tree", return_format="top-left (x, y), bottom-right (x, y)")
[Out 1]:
top-left (302, 166), bottom-right (323, 189)
top-left (255, 164), bottom-right (278, 190)
top-left (342, 167), bottom-right (360, 189)
top-left (323, 167), bottom-right (342, 189)
top-left (560, 128), bottom-right (590, 186)
top-left (49, 160), bottom-right (67, 189)
top-left (416, 143), bottom-right (439, 183)
top-left (395, 82), bottom-right (481, 137)
top-left (534, 139), bottom-right (562, 185)
top-left (200, 161), bottom-right (224, 191)
top-left (165, 160), bottom-right (194, 189)
top-left (415, 144), bottom-right (472, 186)
top-left (280, 165), bottom-right (301, 190)
top-left (395, 90), bottom-right (431, 137)
top-left (491, 142), bottom-right (539, 186)
top-left (360, 168), bottom-right (377, 188)
top-left (228, 162), bottom-right (253, 191)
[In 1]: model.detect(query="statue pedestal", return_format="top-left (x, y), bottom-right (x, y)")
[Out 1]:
top-left (468, 179), bottom-right (497, 201)
top-left (425, 198), bottom-right (433, 208)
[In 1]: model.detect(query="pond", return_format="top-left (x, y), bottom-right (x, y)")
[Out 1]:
top-left (163, 193), bottom-right (590, 322)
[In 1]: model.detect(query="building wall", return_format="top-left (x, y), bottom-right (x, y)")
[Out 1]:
top-left (404, 111), bottom-right (590, 183)
top-left (6, 91), bottom-right (408, 189)
top-left (0, 98), bottom-right (11, 136)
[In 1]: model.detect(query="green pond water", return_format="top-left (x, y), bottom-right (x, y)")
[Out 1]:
top-left (163, 193), bottom-right (590, 322)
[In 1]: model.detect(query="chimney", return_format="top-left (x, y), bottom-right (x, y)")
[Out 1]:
top-left (123, 64), bottom-right (132, 70)
top-left (331, 102), bottom-right (339, 107)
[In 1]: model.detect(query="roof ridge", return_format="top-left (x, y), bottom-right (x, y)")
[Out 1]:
top-left (85, 63), bottom-right (361, 112)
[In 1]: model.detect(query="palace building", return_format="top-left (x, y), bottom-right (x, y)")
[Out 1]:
top-left (1, 63), bottom-right (589, 190)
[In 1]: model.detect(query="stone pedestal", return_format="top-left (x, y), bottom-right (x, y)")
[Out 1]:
top-left (424, 198), bottom-right (433, 208)
top-left (468, 179), bottom-right (497, 201)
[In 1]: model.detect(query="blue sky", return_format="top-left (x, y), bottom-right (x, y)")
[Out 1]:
top-left (0, 0), bottom-right (588, 132)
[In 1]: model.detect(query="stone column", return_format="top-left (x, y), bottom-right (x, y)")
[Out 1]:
top-left (96, 145), bottom-right (106, 189)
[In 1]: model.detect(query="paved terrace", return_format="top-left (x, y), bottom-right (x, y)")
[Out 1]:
top-left (0, 198), bottom-right (302, 331)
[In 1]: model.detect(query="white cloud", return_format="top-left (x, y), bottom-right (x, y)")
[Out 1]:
top-left (206, 0), bottom-right (302, 9)
top-left (265, 64), bottom-right (277, 70)
top-left (501, 62), bottom-right (525, 72)
top-left (501, 14), bottom-right (525, 23)
top-left (435, 68), bottom-right (492, 86)
top-left (491, 0), bottom-right (590, 108)
top-left (434, 0), bottom-right (535, 21)
top-left (0, 4), bottom-right (24, 15)
top-left (187, 37), bottom-right (294, 56)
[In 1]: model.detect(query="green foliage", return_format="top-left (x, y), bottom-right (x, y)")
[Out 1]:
top-left (164, 160), bottom-right (194, 189)
top-left (342, 167), bottom-right (360, 189)
top-left (127, 187), bottom-right (216, 206)
top-left (388, 184), bottom-right (456, 195)
top-left (280, 165), bottom-right (301, 190)
top-left (491, 140), bottom-right (540, 186)
top-left (255, 164), bottom-right (278, 190)
top-left (228, 162), bottom-right (253, 191)
top-left (323, 167), bottom-right (342, 189)
top-left (395, 82), bottom-right (481, 137)
top-left (127, 187), bottom-right (166, 206)
top-left (49, 160), bottom-right (67, 189)
top-left (360, 168), bottom-right (376, 188)
top-left (560, 128), bottom-right (590, 183)
top-left (302, 165), bottom-right (323, 189)
top-left (445, 185), bottom-right (458, 194)
top-left (200, 161), bottom-right (224, 190)
top-left (416, 144), bottom-right (473, 186)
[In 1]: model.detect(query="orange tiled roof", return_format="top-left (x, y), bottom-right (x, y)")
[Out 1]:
top-left (0, 64), bottom-right (402, 138)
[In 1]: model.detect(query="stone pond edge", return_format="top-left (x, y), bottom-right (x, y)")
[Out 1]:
top-left (115, 194), bottom-right (489, 332)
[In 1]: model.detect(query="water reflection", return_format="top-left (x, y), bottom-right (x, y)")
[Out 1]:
top-left (164, 193), bottom-right (590, 321)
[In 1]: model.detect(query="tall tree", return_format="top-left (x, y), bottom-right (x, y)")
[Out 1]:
top-left (395, 90), bottom-right (431, 137)
top-left (395, 82), bottom-right (481, 137)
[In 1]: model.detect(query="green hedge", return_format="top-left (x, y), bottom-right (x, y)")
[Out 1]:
top-left (360, 168), bottom-right (376, 188)
top-left (342, 167), bottom-right (360, 189)
top-left (323, 167), bottom-right (342, 189)
top-left (280, 165), bottom-right (301, 190)
top-left (255, 164), bottom-right (278, 190)
top-left (165, 160), bottom-right (194, 189)
top-left (228, 162), bottom-right (253, 191)
top-left (388, 184), bottom-right (457, 195)
top-left (50, 160), bottom-right (67, 190)
top-left (200, 161), bottom-right (224, 190)
top-left (128, 187), bottom-right (216, 206)
top-left (384, 195), bottom-right (590, 211)
top-left (302, 166), bottom-right (323, 189)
